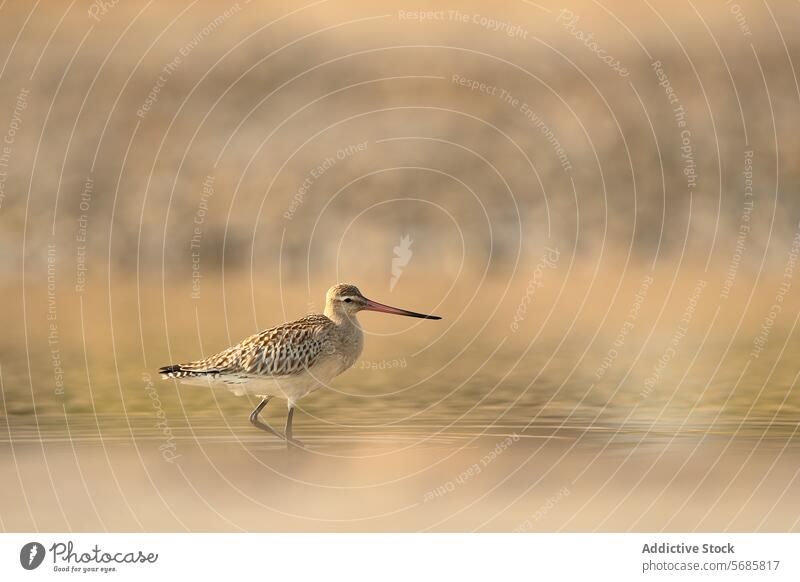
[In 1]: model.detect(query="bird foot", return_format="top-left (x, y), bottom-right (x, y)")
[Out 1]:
top-left (285, 436), bottom-right (306, 449)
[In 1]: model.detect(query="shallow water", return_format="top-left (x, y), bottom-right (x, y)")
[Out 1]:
top-left (2, 433), bottom-right (798, 532)
top-left (2, 332), bottom-right (798, 440)
top-left (2, 276), bottom-right (799, 531)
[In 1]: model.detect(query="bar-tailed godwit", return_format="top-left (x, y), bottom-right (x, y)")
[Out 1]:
top-left (159, 284), bottom-right (441, 447)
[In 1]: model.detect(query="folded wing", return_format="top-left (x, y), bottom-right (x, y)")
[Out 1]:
top-left (159, 315), bottom-right (333, 379)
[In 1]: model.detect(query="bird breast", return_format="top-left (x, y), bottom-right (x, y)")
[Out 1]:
top-left (327, 321), bottom-right (364, 375)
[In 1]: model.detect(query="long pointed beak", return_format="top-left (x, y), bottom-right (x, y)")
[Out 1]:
top-left (362, 298), bottom-right (442, 320)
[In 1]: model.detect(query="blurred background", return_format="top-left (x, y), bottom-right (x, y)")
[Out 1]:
top-left (0, 0), bottom-right (799, 532)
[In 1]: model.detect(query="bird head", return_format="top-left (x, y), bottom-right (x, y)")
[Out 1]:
top-left (325, 284), bottom-right (442, 321)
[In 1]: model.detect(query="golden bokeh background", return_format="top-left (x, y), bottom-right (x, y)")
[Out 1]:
top-left (0, 0), bottom-right (798, 531)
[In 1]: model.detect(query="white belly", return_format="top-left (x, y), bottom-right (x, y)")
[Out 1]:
top-left (178, 357), bottom-right (347, 404)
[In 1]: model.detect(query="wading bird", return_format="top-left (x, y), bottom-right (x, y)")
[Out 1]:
top-left (159, 284), bottom-right (441, 447)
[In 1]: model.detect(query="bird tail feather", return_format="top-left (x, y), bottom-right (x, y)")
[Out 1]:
top-left (159, 363), bottom-right (219, 379)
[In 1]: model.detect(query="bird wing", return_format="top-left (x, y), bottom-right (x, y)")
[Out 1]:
top-left (162, 315), bottom-right (333, 378)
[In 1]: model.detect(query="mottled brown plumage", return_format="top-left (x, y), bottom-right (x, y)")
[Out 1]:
top-left (159, 283), bottom-right (441, 446)
top-left (161, 314), bottom-right (333, 378)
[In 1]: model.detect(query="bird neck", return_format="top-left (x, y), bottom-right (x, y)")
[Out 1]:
top-left (324, 304), bottom-right (360, 328)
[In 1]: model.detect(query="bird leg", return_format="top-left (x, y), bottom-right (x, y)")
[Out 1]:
top-left (249, 397), bottom-right (283, 440)
top-left (284, 406), bottom-right (305, 448)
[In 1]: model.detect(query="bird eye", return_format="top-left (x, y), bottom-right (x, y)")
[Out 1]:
top-left (344, 298), bottom-right (352, 303)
